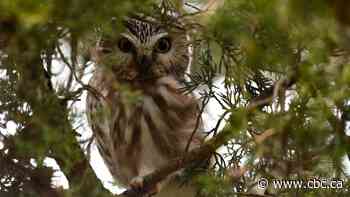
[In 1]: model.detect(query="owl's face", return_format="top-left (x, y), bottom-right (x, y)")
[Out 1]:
top-left (94, 18), bottom-right (190, 82)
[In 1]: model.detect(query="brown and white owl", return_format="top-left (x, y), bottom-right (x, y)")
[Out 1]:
top-left (86, 14), bottom-right (205, 197)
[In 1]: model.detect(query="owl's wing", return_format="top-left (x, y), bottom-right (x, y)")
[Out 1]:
top-left (86, 69), bottom-right (128, 186)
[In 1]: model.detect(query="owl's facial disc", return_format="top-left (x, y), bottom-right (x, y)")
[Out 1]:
top-left (97, 17), bottom-right (188, 82)
top-left (135, 35), bottom-right (173, 76)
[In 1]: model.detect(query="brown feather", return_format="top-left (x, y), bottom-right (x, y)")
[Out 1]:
top-left (86, 17), bottom-right (204, 195)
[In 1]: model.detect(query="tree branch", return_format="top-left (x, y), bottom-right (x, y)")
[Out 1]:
top-left (117, 77), bottom-right (295, 197)
top-left (1, 20), bottom-right (114, 196)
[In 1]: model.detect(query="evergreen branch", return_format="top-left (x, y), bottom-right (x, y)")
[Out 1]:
top-left (117, 77), bottom-right (296, 197)
top-left (0, 22), bottom-right (114, 196)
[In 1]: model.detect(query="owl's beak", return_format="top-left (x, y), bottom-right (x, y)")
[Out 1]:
top-left (136, 54), bottom-right (153, 74)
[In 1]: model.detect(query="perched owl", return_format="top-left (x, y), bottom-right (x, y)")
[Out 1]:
top-left (86, 16), bottom-right (204, 197)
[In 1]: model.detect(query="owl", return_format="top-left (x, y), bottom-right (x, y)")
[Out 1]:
top-left (86, 16), bottom-right (205, 197)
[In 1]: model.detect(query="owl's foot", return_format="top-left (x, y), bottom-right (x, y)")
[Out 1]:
top-left (130, 176), bottom-right (144, 191)
top-left (129, 177), bottom-right (160, 196)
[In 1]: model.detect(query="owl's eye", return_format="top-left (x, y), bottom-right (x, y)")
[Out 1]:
top-left (155, 37), bottom-right (172, 53)
top-left (118, 37), bottom-right (134, 53)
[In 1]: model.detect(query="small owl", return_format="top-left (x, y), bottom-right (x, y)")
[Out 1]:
top-left (86, 16), bottom-right (204, 196)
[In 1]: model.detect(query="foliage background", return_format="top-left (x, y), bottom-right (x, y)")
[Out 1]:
top-left (0, 0), bottom-right (349, 197)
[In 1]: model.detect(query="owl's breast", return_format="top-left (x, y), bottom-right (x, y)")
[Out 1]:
top-left (87, 73), bottom-right (204, 186)
top-left (99, 95), bottom-right (182, 185)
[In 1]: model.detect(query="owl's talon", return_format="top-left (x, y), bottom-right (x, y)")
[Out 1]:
top-left (129, 177), bottom-right (161, 196)
top-left (129, 176), bottom-right (144, 191)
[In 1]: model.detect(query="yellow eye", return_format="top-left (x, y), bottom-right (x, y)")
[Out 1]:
top-left (155, 37), bottom-right (172, 53)
top-left (118, 37), bottom-right (134, 53)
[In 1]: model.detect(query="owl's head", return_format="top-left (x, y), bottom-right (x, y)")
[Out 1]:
top-left (93, 17), bottom-right (190, 82)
